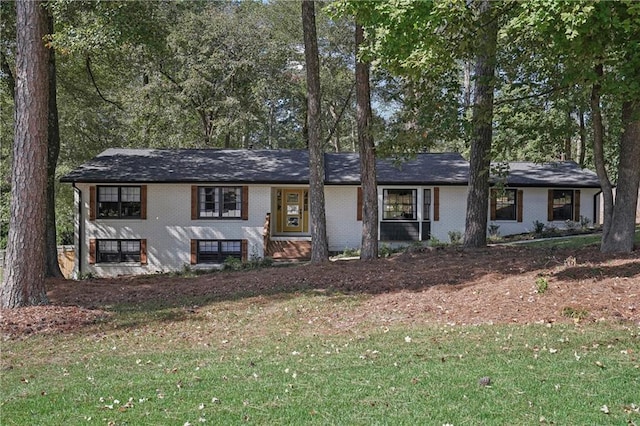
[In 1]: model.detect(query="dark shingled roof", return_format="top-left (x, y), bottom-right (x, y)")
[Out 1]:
top-left (60, 149), bottom-right (470, 185)
top-left (60, 148), bottom-right (600, 188)
top-left (325, 152), bottom-right (469, 185)
top-left (60, 149), bottom-right (311, 184)
top-left (493, 161), bottom-right (601, 188)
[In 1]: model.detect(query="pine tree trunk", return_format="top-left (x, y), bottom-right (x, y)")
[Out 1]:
top-left (590, 65), bottom-right (614, 241)
top-left (563, 110), bottom-right (572, 161)
top-left (302, 0), bottom-right (328, 262)
top-left (355, 24), bottom-right (378, 260)
top-left (578, 109), bottom-right (586, 167)
top-left (45, 11), bottom-right (63, 278)
top-left (1, 0), bottom-right (50, 308)
top-left (601, 100), bottom-right (640, 253)
top-left (463, 0), bottom-right (498, 248)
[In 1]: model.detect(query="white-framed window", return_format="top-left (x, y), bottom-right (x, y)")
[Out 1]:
top-left (97, 239), bottom-right (141, 263)
top-left (198, 187), bottom-right (242, 218)
top-left (97, 186), bottom-right (141, 218)
top-left (195, 240), bottom-right (243, 264)
top-left (383, 189), bottom-right (417, 220)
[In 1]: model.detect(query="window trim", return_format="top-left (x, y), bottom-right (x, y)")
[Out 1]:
top-left (382, 188), bottom-right (417, 221)
top-left (548, 189), bottom-right (580, 222)
top-left (190, 239), bottom-right (248, 264)
top-left (490, 188), bottom-right (524, 222)
top-left (423, 189), bottom-right (431, 222)
top-left (90, 238), bottom-right (147, 265)
top-left (191, 186), bottom-right (248, 220)
top-left (93, 185), bottom-right (146, 220)
top-left (491, 188), bottom-right (517, 221)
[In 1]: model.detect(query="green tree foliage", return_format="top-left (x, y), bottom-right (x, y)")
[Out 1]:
top-left (512, 0), bottom-right (640, 252)
top-left (45, 0), bottom-right (362, 151)
top-left (0, 0), bottom-right (365, 249)
top-left (0, 1), bottom-right (16, 250)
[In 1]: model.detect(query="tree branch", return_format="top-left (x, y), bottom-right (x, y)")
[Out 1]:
top-left (324, 81), bottom-right (356, 147)
top-left (85, 55), bottom-right (124, 111)
top-left (157, 65), bottom-right (203, 112)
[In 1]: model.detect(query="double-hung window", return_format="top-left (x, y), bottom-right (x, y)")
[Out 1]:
top-left (197, 187), bottom-right (243, 219)
top-left (491, 189), bottom-right (517, 221)
top-left (193, 240), bottom-right (243, 264)
top-left (98, 186), bottom-right (141, 218)
top-left (381, 189), bottom-right (419, 241)
top-left (423, 189), bottom-right (431, 221)
top-left (383, 189), bottom-right (417, 220)
top-left (96, 239), bottom-right (142, 263)
top-left (550, 189), bottom-right (575, 221)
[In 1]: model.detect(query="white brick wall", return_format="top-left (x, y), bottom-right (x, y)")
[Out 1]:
top-left (431, 186), bottom-right (468, 242)
top-left (72, 183), bottom-right (601, 277)
top-left (488, 187), bottom-right (600, 237)
top-left (76, 183), bottom-right (272, 277)
top-left (325, 186), bottom-right (362, 252)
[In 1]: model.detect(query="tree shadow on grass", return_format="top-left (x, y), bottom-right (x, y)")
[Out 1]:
top-left (3, 245), bottom-right (633, 337)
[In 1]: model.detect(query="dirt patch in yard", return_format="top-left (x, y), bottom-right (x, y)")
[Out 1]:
top-left (1, 245), bottom-right (639, 339)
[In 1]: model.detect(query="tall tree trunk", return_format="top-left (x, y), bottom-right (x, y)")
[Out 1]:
top-left (563, 109), bottom-right (572, 161)
top-left (590, 64), bottom-right (614, 242)
top-left (1, 0), bottom-right (50, 308)
top-left (578, 109), bottom-right (586, 167)
top-left (355, 23), bottom-right (378, 260)
top-left (198, 110), bottom-right (212, 146)
top-left (463, 0), bottom-right (498, 248)
top-left (601, 99), bottom-right (640, 252)
top-left (328, 104), bottom-right (341, 152)
top-left (45, 11), bottom-right (63, 278)
top-left (302, 0), bottom-right (328, 262)
top-left (302, 94), bottom-right (309, 148)
top-left (463, 60), bottom-right (472, 115)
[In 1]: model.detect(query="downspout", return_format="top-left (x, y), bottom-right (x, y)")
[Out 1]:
top-left (73, 183), bottom-right (82, 278)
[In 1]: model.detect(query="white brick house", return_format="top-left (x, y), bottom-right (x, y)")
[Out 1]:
top-left (61, 149), bottom-right (601, 277)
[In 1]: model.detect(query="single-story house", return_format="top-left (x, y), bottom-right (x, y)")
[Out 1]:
top-left (61, 148), bottom-right (601, 277)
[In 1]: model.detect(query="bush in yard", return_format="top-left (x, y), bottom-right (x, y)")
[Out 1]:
top-left (532, 220), bottom-right (545, 236)
top-left (448, 230), bottom-right (463, 245)
top-left (579, 216), bottom-right (591, 230)
top-left (535, 276), bottom-right (548, 294)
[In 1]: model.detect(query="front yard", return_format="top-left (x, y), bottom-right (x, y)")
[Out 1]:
top-left (1, 243), bottom-right (639, 424)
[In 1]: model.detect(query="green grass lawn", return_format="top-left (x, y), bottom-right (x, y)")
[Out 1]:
top-left (2, 297), bottom-right (639, 425)
top-left (511, 226), bottom-right (640, 249)
top-left (2, 230), bottom-right (639, 424)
